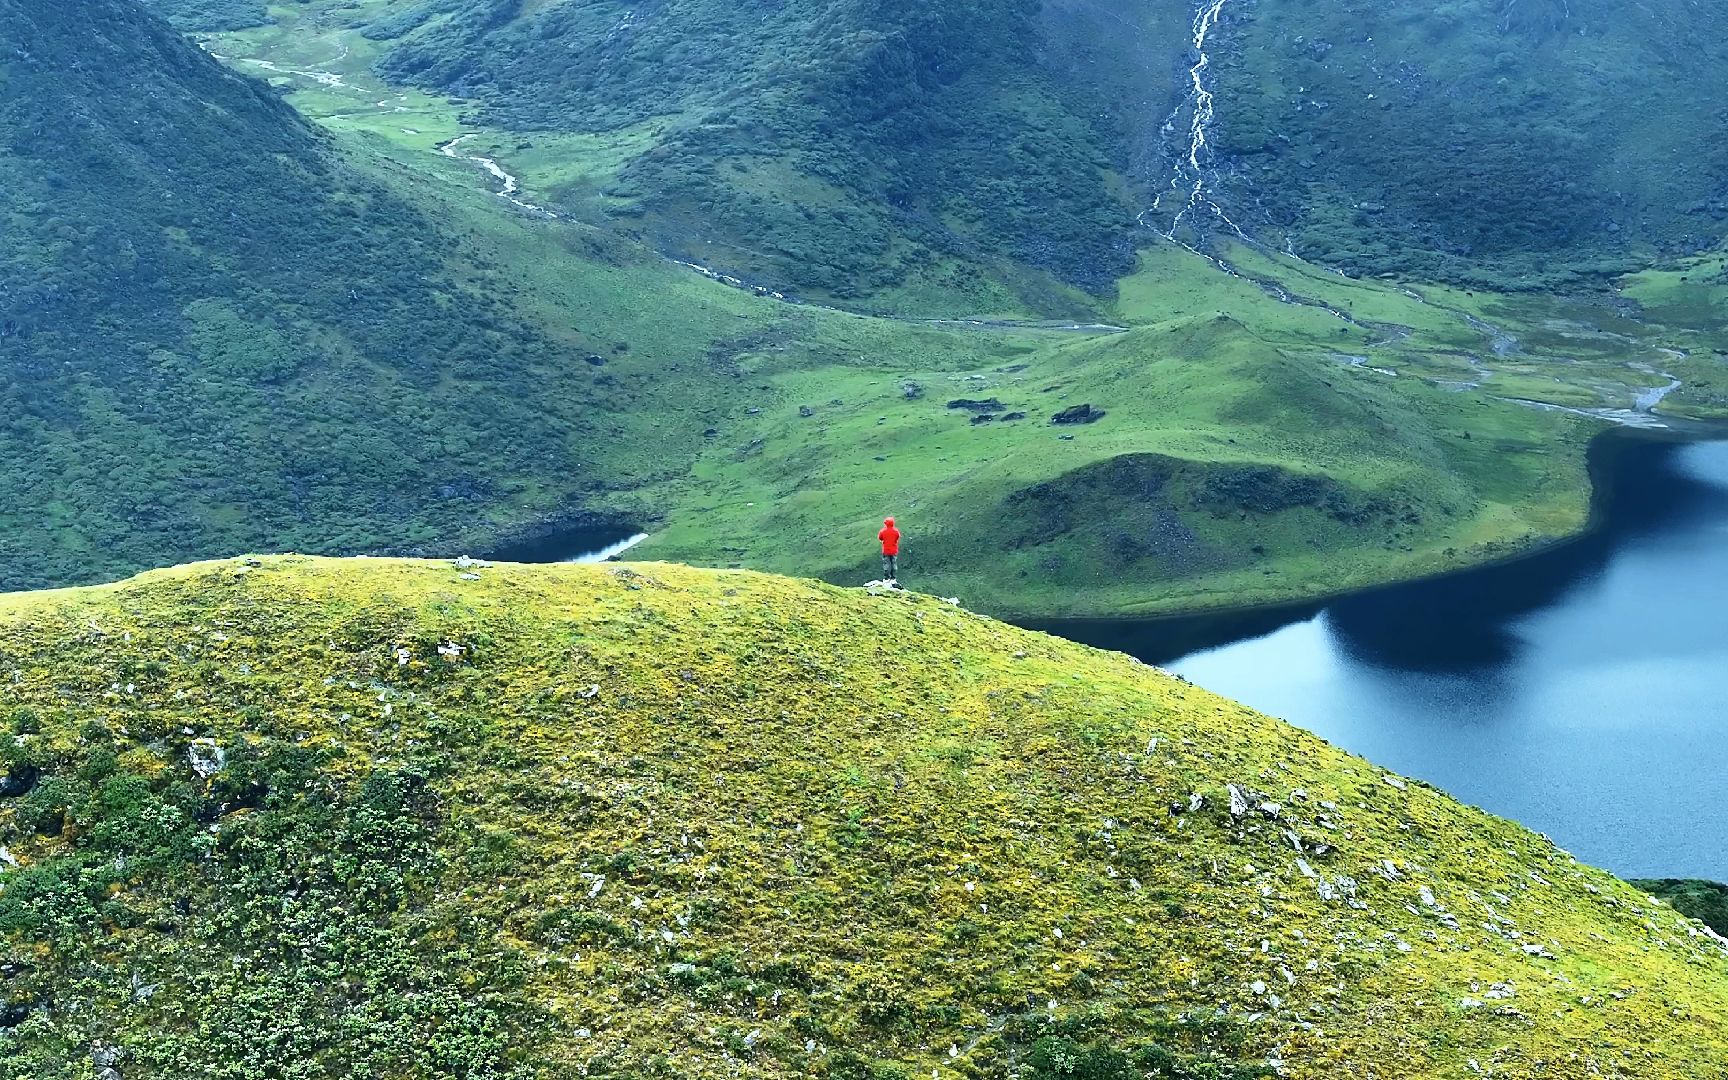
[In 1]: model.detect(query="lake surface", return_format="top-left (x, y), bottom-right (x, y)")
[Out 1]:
top-left (1045, 437), bottom-right (1728, 880)
top-left (489, 525), bottom-right (647, 564)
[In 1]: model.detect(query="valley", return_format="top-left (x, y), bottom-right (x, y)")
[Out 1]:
top-left (128, 0), bottom-right (1726, 623)
top-left (6, 1), bottom-right (1728, 1075)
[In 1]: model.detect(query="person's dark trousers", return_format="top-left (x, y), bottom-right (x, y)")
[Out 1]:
top-left (882, 555), bottom-right (898, 579)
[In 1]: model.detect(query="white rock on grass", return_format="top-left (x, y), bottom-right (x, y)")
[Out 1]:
top-left (187, 739), bottom-right (226, 779)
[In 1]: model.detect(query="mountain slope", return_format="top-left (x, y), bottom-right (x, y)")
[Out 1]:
top-left (0, 0), bottom-right (639, 585)
top-left (136, 0), bottom-right (266, 30)
top-left (251, 0), bottom-right (1728, 301)
top-left (1, 557), bottom-right (1725, 1078)
top-left (1209, 0), bottom-right (1728, 285)
top-left (366, 0), bottom-right (1177, 312)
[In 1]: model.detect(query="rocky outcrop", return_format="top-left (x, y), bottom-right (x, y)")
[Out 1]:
top-left (1051, 403), bottom-right (1106, 424)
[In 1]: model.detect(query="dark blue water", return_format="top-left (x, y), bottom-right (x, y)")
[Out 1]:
top-left (488, 524), bottom-right (646, 564)
top-left (1046, 437), bottom-right (1728, 879)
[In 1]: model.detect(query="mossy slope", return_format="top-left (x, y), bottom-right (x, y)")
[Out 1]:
top-left (2, 557), bottom-right (1724, 1078)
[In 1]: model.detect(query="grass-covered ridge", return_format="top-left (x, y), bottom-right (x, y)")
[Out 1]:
top-left (2, 556), bottom-right (1725, 1078)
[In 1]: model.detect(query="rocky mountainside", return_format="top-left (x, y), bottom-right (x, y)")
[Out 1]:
top-left (1, 557), bottom-right (1725, 1078)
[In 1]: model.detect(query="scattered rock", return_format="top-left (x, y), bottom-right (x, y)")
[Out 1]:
top-left (187, 740), bottom-right (226, 780)
top-left (1001, 412), bottom-right (1027, 421)
top-left (947, 398), bottom-right (1006, 414)
top-left (902, 381), bottom-right (924, 400)
top-left (585, 354), bottom-right (607, 366)
top-left (799, 405), bottom-right (815, 418)
top-left (1382, 774), bottom-right (1408, 791)
top-left (1051, 403), bottom-right (1106, 425)
top-left (0, 766), bottom-right (38, 798)
top-left (454, 555), bottom-right (493, 571)
top-left (970, 414), bottom-right (995, 425)
top-left (1228, 784), bottom-right (1251, 818)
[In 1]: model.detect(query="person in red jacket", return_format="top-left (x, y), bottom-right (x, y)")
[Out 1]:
top-left (878, 516), bottom-right (902, 582)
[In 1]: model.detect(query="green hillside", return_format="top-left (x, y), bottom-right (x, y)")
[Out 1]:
top-left (136, 0), bottom-right (266, 30)
top-left (231, 0), bottom-right (1728, 298)
top-left (0, 0), bottom-right (630, 585)
top-left (363, 0), bottom-right (1185, 314)
top-left (1, 557), bottom-right (1725, 1078)
top-left (1213, 0), bottom-right (1728, 286)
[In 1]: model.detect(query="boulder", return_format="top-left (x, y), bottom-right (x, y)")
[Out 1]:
top-left (946, 398), bottom-right (1005, 413)
top-left (1051, 404), bottom-right (1105, 425)
top-left (0, 765), bottom-right (38, 798)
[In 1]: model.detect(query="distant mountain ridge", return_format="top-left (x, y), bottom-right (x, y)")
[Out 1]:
top-left (367, 0), bottom-right (1190, 311)
top-left (137, 0), bottom-right (267, 30)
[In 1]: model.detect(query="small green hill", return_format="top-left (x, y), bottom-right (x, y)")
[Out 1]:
top-left (2, 557), bottom-right (1724, 1078)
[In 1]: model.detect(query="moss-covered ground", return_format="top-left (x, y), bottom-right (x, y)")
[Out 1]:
top-left (2, 557), bottom-right (1726, 1078)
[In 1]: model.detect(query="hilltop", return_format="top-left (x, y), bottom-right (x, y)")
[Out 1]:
top-left (2, 557), bottom-right (1725, 1078)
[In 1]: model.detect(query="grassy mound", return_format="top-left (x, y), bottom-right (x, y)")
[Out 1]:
top-left (2, 557), bottom-right (1724, 1078)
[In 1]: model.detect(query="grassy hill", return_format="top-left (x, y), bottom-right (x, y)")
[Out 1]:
top-left (1, 556), bottom-right (1725, 1078)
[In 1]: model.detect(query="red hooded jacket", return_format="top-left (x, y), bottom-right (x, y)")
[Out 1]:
top-left (878, 518), bottom-right (901, 556)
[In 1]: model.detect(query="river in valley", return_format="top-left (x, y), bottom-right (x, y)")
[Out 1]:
top-left (1042, 435), bottom-right (1728, 880)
